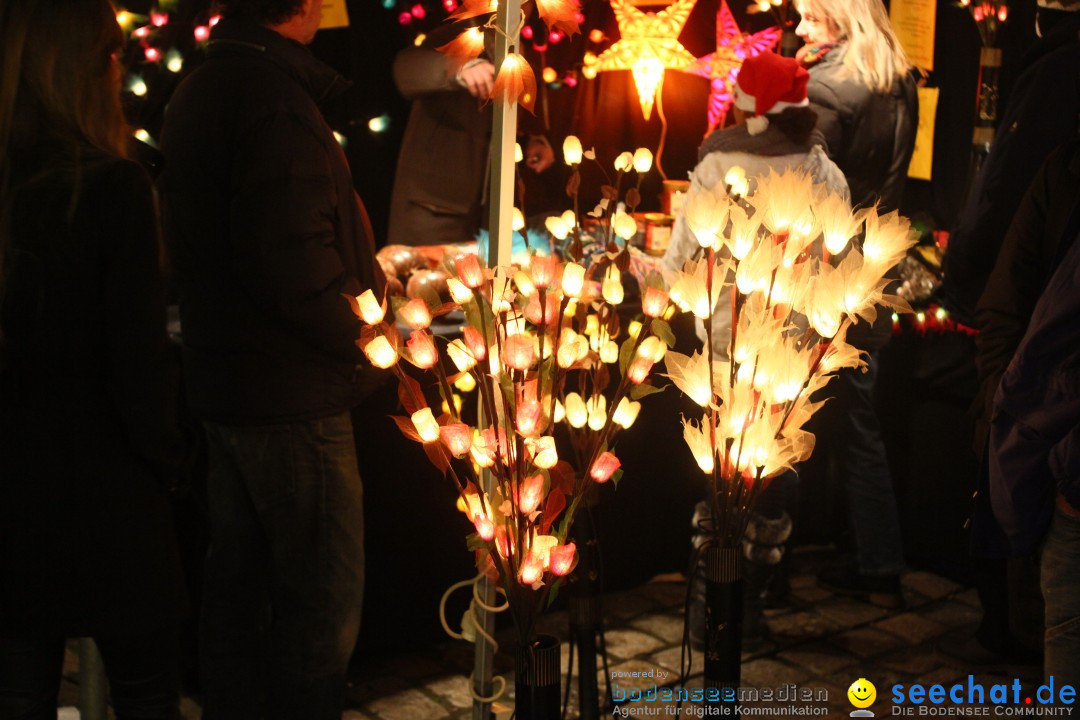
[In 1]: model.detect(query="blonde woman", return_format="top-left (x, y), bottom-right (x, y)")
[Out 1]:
top-left (794, 0), bottom-right (917, 606)
top-left (795, 0), bottom-right (917, 212)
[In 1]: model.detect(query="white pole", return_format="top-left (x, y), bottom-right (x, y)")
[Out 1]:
top-left (472, 1), bottom-right (520, 718)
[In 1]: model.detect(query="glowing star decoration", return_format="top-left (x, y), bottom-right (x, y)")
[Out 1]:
top-left (593, 0), bottom-right (698, 120)
top-left (688, 0), bottom-right (781, 134)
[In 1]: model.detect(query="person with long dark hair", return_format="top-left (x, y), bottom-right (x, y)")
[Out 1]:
top-left (0, 1), bottom-right (186, 718)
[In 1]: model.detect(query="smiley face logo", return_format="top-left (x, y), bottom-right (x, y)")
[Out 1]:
top-left (847, 678), bottom-right (876, 716)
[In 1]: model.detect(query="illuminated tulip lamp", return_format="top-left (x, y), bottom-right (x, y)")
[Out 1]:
top-left (665, 167), bottom-right (916, 698)
top-left (348, 245), bottom-right (671, 720)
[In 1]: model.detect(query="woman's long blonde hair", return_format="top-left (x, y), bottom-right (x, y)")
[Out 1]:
top-left (800, 0), bottom-right (911, 93)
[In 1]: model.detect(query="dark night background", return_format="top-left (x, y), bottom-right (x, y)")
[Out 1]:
top-left (118, 0), bottom-right (1042, 655)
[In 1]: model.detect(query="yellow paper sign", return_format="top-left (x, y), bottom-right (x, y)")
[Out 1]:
top-left (889, 0), bottom-right (935, 72)
top-left (907, 86), bottom-right (939, 181)
top-left (320, 0), bottom-right (350, 29)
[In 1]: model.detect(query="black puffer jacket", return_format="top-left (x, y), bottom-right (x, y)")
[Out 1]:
top-left (805, 45), bottom-right (919, 212)
top-left (161, 19), bottom-right (384, 424)
top-left (804, 45), bottom-right (918, 350)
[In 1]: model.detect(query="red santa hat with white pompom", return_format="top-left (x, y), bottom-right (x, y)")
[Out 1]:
top-left (733, 52), bottom-right (810, 135)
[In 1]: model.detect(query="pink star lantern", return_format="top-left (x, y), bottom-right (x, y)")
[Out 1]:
top-left (689, 0), bottom-right (781, 135)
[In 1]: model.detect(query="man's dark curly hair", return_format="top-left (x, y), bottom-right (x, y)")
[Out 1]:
top-left (216, 0), bottom-right (305, 25)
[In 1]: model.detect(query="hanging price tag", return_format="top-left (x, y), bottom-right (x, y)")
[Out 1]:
top-left (890, 0), bottom-right (936, 71)
top-left (319, 0), bottom-right (350, 29)
top-left (907, 86), bottom-right (939, 181)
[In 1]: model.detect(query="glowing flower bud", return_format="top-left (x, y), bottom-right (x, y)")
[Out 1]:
top-left (463, 326), bottom-right (487, 361)
top-left (614, 151), bottom-right (634, 172)
top-left (564, 392), bottom-right (588, 428)
top-left (514, 271), bottom-right (536, 298)
top-left (495, 526), bottom-right (515, 557)
top-left (601, 265), bottom-right (624, 305)
top-left (441, 423), bottom-right (472, 456)
top-left (530, 255), bottom-right (558, 289)
top-left (520, 551), bottom-right (544, 584)
top-left (557, 332), bottom-right (587, 368)
top-left (399, 298), bottom-right (432, 329)
top-left (518, 473), bottom-right (545, 514)
top-left (503, 333), bottom-right (536, 370)
top-left (587, 395), bottom-right (607, 431)
top-left (474, 515), bottom-right (495, 541)
top-left (355, 289), bottom-right (386, 325)
top-left (590, 451), bottom-right (621, 482)
top-left (563, 135), bottom-right (583, 165)
top-left (554, 400), bottom-right (565, 424)
top-left (362, 335), bottom-right (399, 369)
top-left (512, 207), bottom-right (526, 232)
top-left (406, 330), bottom-right (438, 369)
top-left (641, 287), bottom-right (669, 318)
top-left (454, 372), bottom-right (477, 392)
top-left (549, 543), bottom-right (576, 576)
top-left (411, 407), bottom-right (441, 443)
top-left (633, 148), bottom-right (653, 173)
top-left (470, 430), bottom-right (495, 467)
top-left (627, 357), bottom-right (653, 384)
top-left (628, 320), bottom-right (643, 339)
top-left (683, 417), bottom-right (714, 473)
top-left (638, 335), bottom-right (667, 363)
top-left (613, 397), bottom-right (641, 428)
top-left (545, 216), bottom-right (569, 240)
top-left (561, 262), bottom-right (585, 298)
top-left (447, 338), bottom-right (478, 372)
top-left (447, 277), bottom-right (473, 304)
top-left (530, 435), bottom-right (558, 468)
top-left (725, 165), bottom-right (747, 194)
top-left (600, 340), bottom-right (619, 364)
top-left (516, 399), bottom-right (543, 436)
top-left (515, 142), bottom-right (524, 163)
top-left (562, 210), bottom-right (576, 228)
top-left (454, 253), bottom-right (485, 288)
top-left (612, 212), bottom-right (637, 242)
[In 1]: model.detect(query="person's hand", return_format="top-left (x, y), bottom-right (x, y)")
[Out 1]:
top-left (524, 135), bottom-right (554, 173)
top-left (457, 60), bottom-right (496, 99)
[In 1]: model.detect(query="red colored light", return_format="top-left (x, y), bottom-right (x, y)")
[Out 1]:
top-left (563, 74), bottom-right (578, 88)
top-left (549, 30), bottom-right (563, 43)
top-left (443, 0), bottom-right (458, 10)
top-left (997, 5), bottom-right (1008, 21)
top-left (574, 11), bottom-right (585, 23)
top-left (144, 46), bottom-right (161, 62)
top-left (193, 25), bottom-right (210, 42)
top-left (209, 14), bottom-right (221, 26)
top-left (398, 11), bottom-right (412, 24)
top-left (411, 3), bottom-right (425, 17)
top-left (150, 11), bottom-right (168, 27)
top-left (522, 25), bottom-right (534, 39)
top-left (133, 26), bottom-right (150, 38)
top-left (533, 42), bottom-right (548, 53)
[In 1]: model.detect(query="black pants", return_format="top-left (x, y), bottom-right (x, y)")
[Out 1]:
top-left (0, 628), bottom-right (179, 720)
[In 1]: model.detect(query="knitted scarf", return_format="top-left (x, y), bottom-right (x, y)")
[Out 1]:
top-left (697, 122), bottom-right (827, 162)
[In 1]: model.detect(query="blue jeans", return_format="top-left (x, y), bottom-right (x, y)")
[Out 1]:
top-left (832, 353), bottom-right (905, 576)
top-left (199, 412), bottom-right (364, 720)
top-left (1041, 505), bottom-right (1080, 687)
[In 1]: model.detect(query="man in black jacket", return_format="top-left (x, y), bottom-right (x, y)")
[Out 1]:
top-left (159, 1), bottom-right (382, 717)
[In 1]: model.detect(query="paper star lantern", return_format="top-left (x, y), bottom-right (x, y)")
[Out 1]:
top-left (593, 0), bottom-right (698, 120)
top-left (689, 0), bottom-right (781, 134)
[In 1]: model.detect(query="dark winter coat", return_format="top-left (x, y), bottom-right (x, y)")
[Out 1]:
top-left (0, 151), bottom-right (187, 637)
top-left (975, 141), bottom-right (1080, 459)
top-left (803, 45), bottom-right (919, 351)
top-left (804, 45), bottom-right (919, 213)
top-left (942, 12), bottom-right (1080, 328)
top-left (160, 19), bottom-right (383, 425)
top-left (989, 224), bottom-right (1080, 556)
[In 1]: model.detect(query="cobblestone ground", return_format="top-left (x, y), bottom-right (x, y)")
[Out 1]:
top-left (60, 547), bottom-right (1044, 719)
